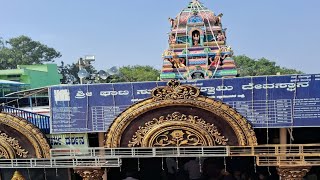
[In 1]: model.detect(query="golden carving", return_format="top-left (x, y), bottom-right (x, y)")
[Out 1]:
top-left (0, 113), bottom-right (50, 158)
top-left (0, 145), bottom-right (11, 158)
top-left (152, 80), bottom-right (200, 100)
top-left (154, 130), bottom-right (205, 147)
top-left (75, 169), bottom-right (104, 180)
top-left (11, 171), bottom-right (26, 180)
top-left (128, 112), bottom-right (228, 147)
top-left (277, 166), bottom-right (311, 180)
top-left (0, 131), bottom-right (28, 158)
top-left (106, 80), bottom-right (257, 147)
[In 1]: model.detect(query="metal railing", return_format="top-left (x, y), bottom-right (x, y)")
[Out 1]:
top-left (0, 158), bottom-right (121, 169)
top-left (1, 105), bottom-right (50, 133)
top-left (1, 144), bottom-right (320, 168)
top-left (50, 144), bottom-right (320, 158)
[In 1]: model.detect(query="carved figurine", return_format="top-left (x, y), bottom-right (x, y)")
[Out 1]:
top-left (209, 50), bottom-right (227, 67)
top-left (168, 17), bottom-right (177, 29)
top-left (221, 46), bottom-right (227, 52)
top-left (213, 13), bottom-right (223, 26)
top-left (170, 54), bottom-right (185, 68)
top-left (217, 33), bottom-right (226, 41)
top-left (11, 171), bottom-right (26, 180)
top-left (192, 33), bottom-right (200, 46)
top-left (169, 34), bottom-right (176, 44)
top-left (209, 55), bottom-right (220, 67)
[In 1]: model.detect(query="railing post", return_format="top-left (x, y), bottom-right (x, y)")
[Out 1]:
top-left (111, 148), bottom-right (115, 156)
top-left (226, 146), bottom-right (230, 156)
top-left (201, 147), bottom-right (204, 156)
top-left (299, 145), bottom-right (305, 163)
top-left (152, 148), bottom-right (156, 157)
top-left (277, 155), bottom-right (281, 167)
top-left (132, 147), bottom-right (135, 157)
top-left (251, 146), bottom-right (255, 156)
top-left (275, 145), bottom-right (279, 156)
top-left (299, 145), bottom-right (303, 155)
top-left (92, 148), bottom-right (96, 157)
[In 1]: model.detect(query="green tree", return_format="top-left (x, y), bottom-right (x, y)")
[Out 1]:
top-left (97, 65), bottom-right (159, 83)
top-left (234, 55), bottom-right (303, 77)
top-left (117, 65), bottom-right (160, 82)
top-left (59, 64), bottom-right (160, 84)
top-left (0, 35), bottom-right (61, 69)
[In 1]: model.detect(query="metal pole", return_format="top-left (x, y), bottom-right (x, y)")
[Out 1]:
top-left (98, 132), bottom-right (107, 180)
top-left (28, 96), bottom-right (33, 111)
top-left (79, 58), bottom-right (84, 84)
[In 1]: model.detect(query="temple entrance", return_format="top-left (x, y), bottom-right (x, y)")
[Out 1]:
top-left (0, 112), bottom-right (56, 179)
top-left (105, 80), bottom-right (261, 179)
top-left (105, 80), bottom-right (257, 148)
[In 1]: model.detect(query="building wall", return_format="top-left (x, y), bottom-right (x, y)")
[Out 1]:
top-left (0, 64), bottom-right (62, 89)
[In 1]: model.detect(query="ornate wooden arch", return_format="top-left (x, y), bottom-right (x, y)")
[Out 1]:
top-left (105, 80), bottom-right (257, 148)
top-left (0, 113), bottom-right (50, 158)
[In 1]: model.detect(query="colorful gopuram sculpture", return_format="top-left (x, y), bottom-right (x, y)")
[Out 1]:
top-left (161, 0), bottom-right (238, 80)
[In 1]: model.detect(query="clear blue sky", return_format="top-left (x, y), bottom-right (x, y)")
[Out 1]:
top-left (1, 0), bottom-right (319, 73)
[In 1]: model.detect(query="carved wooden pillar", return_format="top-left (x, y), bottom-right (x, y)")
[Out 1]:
top-left (75, 169), bottom-right (104, 180)
top-left (277, 166), bottom-right (310, 180)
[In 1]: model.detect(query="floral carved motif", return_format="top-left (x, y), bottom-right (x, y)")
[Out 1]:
top-left (277, 166), bottom-right (311, 180)
top-left (75, 169), bottom-right (104, 180)
top-left (0, 131), bottom-right (28, 158)
top-left (152, 80), bottom-right (200, 100)
top-left (0, 113), bottom-right (50, 158)
top-left (128, 112), bottom-right (228, 147)
top-left (0, 146), bottom-right (10, 159)
top-left (154, 130), bottom-right (205, 147)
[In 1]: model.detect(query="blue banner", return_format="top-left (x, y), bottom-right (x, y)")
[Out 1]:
top-left (50, 74), bottom-right (320, 133)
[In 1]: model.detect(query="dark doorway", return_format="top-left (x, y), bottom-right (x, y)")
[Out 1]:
top-left (107, 157), bottom-right (279, 180)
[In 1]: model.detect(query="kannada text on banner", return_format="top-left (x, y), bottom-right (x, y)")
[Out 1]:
top-left (50, 74), bottom-right (320, 133)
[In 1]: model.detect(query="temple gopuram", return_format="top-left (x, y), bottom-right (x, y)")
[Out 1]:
top-left (0, 1), bottom-right (320, 180)
top-left (161, 0), bottom-right (237, 80)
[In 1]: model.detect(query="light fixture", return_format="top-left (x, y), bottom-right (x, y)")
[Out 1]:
top-left (77, 69), bottom-right (89, 79)
top-left (107, 66), bottom-right (120, 76)
top-left (98, 70), bottom-right (109, 80)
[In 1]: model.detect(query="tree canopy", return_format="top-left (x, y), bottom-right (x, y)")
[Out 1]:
top-left (234, 55), bottom-right (303, 77)
top-left (0, 35), bottom-right (61, 69)
top-left (118, 65), bottom-right (160, 82)
top-left (59, 63), bottom-right (160, 84)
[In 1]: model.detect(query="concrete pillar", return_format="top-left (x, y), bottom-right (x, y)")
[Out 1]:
top-left (277, 166), bottom-right (310, 180)
top-left (280, 128), bottom-right (287, 154)
top-left (280, 128), bottom-right (287, 144)
top-left (98, 132), bottom-right (105, 147)
top-left (98, 132), bottom-right (107, 180)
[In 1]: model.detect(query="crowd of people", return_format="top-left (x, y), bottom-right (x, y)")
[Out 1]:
top-left (118, 157), bottom-right (284, 180)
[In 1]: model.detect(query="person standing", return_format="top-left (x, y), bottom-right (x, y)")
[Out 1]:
top-left (184, 158), bottom-right (202, 180)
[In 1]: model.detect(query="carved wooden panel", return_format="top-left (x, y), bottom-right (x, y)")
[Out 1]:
top-left (120, 106), bottom-right (239, 147)
top-left (0, 113), bottom-right (50, 158)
